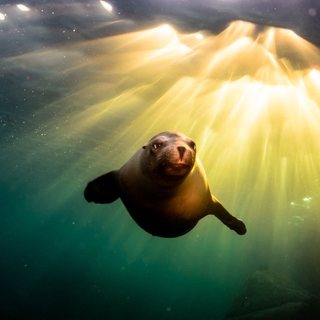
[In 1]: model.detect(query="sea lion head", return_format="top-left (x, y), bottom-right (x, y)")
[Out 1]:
top-left (142, 131), bottom-right (196, 186)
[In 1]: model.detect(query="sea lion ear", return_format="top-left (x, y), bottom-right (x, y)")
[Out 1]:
top-left (142, 145), bottom-right (146, 149)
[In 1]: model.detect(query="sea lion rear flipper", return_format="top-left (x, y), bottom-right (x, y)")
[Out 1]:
top-left (84, 171), bottom-right (120, 204)
top-left (211, 195), bottom-right (247, 235)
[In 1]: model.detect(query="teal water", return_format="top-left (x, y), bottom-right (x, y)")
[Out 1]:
top-left (1, 2), bottom-right (320, 320)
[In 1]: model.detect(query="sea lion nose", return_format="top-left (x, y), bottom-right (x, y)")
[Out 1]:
top-left (177, 146), bottom-right (186, 159)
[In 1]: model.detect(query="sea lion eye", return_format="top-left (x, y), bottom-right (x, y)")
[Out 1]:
top-left (189, 141), bottom-right (196, 151)
top-left (153, 143), bottom-right (162, 149)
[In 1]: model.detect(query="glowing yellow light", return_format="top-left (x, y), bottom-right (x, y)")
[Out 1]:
top-left (310, 68), bottom-right (320, 78)
top-left (4, 21), bottom-right (320, 262)
top-left (100, 1), bottom-right (113, 13)
top-left (0, 13), bottom-right (5, 20)
top-left (159, 24), bottom-right (172, 33)
top-left (17, 4), bottom-right (30, 12)
top-left (195, 33), bottom-right (203, 40)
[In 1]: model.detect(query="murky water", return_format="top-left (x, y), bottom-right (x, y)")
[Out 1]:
top-left (1, 2), bottom-right (320, 319)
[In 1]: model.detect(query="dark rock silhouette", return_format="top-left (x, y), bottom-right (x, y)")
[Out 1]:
top-left (224, 270), bottom-right (320, 320)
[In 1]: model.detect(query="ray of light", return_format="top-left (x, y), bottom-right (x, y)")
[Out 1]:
top-left (2, 20), bottom-right (320, 277)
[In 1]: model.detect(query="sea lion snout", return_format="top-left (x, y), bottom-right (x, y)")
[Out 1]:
top-left (160, 143), bottom-right (194, 170)
top-left (177, 146), bottom-right (186, 159)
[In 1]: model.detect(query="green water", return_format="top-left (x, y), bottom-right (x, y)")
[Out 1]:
top-left (1, 3), bottom-right (320, 320)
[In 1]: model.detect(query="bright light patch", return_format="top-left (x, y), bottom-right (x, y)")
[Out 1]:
top-left (0, 13), bottom-right (5, 20)
top-left (100, 1), bottom-right (113, 13)
top-left (17, 4), bottom-right (30, 12)
top-left (159, 24), bottom-right (172, 33)
top-left (310, 68), bottom-right (320, 78)
top-left (303, 197), bottom-right (311, 201)
top-left (195, 33), bottom-right (203, 40)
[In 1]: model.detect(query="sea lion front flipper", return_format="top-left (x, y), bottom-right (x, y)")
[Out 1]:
top-left (84, 171), bottom-right (120, 204)
top-left (211, 195), bottom-right (247, 235)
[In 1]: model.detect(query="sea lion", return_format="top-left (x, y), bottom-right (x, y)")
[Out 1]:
top-left (84, 131), bottom-right (246, 238)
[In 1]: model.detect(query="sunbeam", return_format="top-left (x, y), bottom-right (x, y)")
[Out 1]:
top-left (1, 21), bottom-right (320, 286)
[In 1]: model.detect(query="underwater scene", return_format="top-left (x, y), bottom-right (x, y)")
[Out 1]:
top-left (1, 1), bottom-right (320, 319)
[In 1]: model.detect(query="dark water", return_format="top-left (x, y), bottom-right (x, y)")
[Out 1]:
top-left (1, 1), bottom-right (320, 319)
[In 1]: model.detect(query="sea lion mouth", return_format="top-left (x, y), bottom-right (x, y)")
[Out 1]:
top-left (162, 164), bottom-right (191, 176)
top-left (154, 162), bottom-right (192, 186)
